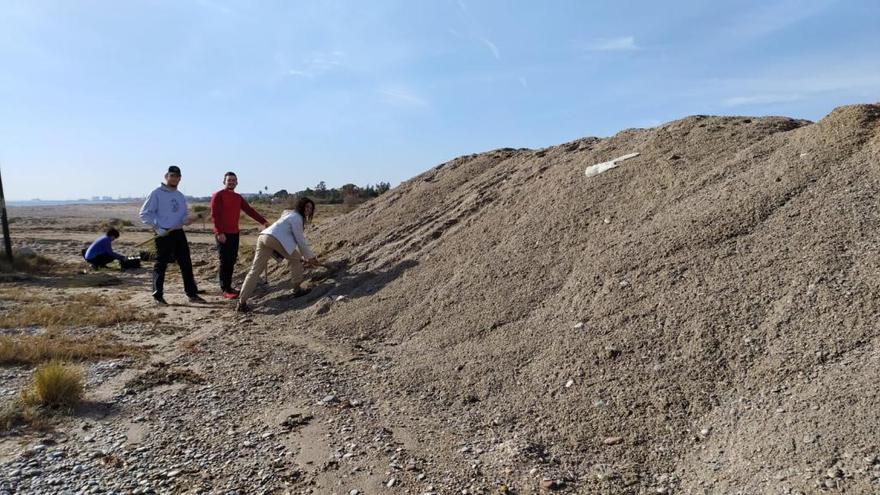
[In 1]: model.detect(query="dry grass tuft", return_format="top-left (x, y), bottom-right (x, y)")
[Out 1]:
top-left (0, 291), bottom-right (152, 329)
top-left (0, 400), bottom-right (47, 432)
top-left (21, 361), bottom-right (83, 409)
top-left (0, 252), bottom-right (58, 275)
top-left (0, 331), bottom-right (141, 366)
top-left (0, 288), bottom-right (45, 303)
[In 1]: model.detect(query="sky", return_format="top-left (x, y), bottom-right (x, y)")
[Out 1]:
top-left (1, 0), bottom-right (879, 201)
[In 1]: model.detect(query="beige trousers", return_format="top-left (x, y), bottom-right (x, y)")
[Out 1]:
top-left (238, 234), bottom-right (303, 303)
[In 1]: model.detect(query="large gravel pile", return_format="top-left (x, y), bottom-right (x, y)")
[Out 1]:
top-left (284, 103), bottom-right (880, 492)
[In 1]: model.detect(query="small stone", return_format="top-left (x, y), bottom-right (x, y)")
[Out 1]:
top-left (321, 395), bottom-right (338, 404)
top-left (349, 490), bottom-right (360, 495)
top-left (565, 379), bottom-right (574, 388)
top-left (573, 322), bottom-right (584, 329)
top-left (387, 478), bottom-right (396, 487)
top-left (826, 468), bottom-right (842, 479)
top-left (700, 428), bottom-right (711, 436)
top-left (603, 217), bottom-right (611, 224)
top-left (603, 436), bottom-right (624, 446)
top-left (540, 478), bottom-right (564, 490)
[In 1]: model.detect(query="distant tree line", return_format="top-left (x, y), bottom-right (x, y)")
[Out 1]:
top-left (250, 181), bottom-right (391, 205)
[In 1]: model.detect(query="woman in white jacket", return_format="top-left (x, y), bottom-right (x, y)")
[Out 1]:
top-left (236, 196), bottom-right (318, 312)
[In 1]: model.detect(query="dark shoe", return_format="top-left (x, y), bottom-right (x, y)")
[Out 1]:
top-left (222, 291), bottom-right (239, 300)
top-left (153, 296), bottom-right (168, 306)
top-left (292, 287), bottom-right (312, 298)
top-left (235, 301), bottom-right (250, 313)
top-left (188, 295), bottom-right (207, 304)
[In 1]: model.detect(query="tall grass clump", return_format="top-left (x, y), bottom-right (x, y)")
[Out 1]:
top-left (21, 361), bottom-right (84, 409)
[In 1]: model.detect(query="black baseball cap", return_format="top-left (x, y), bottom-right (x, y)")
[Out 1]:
top-left (167, 165), bottom-right (182, 175)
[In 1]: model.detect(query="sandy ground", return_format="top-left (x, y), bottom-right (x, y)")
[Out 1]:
top-left (2, 103), bottom-right (880, 494)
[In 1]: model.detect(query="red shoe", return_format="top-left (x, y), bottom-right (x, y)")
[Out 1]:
top-left (222, 291), bottom-right (239, 299)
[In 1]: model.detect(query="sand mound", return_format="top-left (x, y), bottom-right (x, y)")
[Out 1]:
top-left (273, 103), bottom-right (880, 491)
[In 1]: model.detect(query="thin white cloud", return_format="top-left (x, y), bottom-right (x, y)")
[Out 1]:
top-left (481, 38), bottom-right (500, 59)
top-left (453, 0), bottom-right (501, 61)
top-left (448, 28), bottom-right (466, 39)
top-left (286, 50), bottom-right (345, 79)
top-left (380, 88), bottom-right (429, 108)
top-left (722, 0), bottom-right (834, 41)
top-left (585, 36), bottom-right (639, 52)
top-left (718, 71), bottom-right (880, 107)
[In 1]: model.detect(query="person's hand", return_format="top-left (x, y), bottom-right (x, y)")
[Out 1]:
top-left (184, 216), bottom-right (194, 226)
top-left (303, 256), bottom-right (319, 267)
top-left (155, 227), bottom-right (168, 237)
top-left (216, 233), bottom-right (226, 244)
top-left (262, 222), bottom-right (270, 228)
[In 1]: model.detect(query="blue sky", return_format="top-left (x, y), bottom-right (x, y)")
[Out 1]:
top-left (1, 0), bottom-right (878, 201)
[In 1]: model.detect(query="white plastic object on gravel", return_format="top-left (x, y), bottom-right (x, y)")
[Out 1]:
top-left (585, 152), bottom-right (640, 178)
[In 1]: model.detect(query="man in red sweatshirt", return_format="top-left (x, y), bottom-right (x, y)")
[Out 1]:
top-left (210, 172), bottom-right (270, 299)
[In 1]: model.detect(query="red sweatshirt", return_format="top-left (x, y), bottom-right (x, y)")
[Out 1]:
top-left (210, 189), bottom-right (268, 234)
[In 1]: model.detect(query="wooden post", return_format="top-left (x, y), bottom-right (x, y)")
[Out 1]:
top-left (0, 166), bottom-right (13, 262)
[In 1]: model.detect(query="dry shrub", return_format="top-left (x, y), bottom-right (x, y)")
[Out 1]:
top-left (0, 331), bottom-right (140, 366)
top-left (0, 292), bottom-right (151, 329)
top-left (0, 400), bottom-right (47, 432)
top-left (0, 252), bottom-right (58, 276)
top-left (21, 361), bottom-right (83, 409)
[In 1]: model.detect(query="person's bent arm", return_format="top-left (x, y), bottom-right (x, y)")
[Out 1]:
top-left (289, 214), bottom-right (316, 260)
top-left (241, 199), bottom-right (269, 228)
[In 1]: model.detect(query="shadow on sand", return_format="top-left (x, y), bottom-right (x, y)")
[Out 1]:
top-left (257, 258), bottom-right (418, 316)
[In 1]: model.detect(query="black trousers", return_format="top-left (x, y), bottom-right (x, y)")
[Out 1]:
top-left (86, 253), bottom-right (116, 269)
top-left (216, 233), bottom-right (240, 291)
top-left (152, 229), bottom-right (198, 298)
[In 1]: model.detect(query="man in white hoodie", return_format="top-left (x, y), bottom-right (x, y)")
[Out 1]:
top-left (139, 165), bottom-right (205, 305)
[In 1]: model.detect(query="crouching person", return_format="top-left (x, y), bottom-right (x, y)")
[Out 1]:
top-left (236, 197), bottom-right (318, 313)
top-left (83, 227), bottom-right (126, 269)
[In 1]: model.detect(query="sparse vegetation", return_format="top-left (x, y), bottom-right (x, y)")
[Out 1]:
top-left (0, 400), bottom-right (46, 432)
top-left (0, 252), bottom-right (58, 275)
top-left (0, 291), bottom-right (151, 329)
top-left (0, 331), bottom-right (141, 365)
top-left (100, 218), bottom-right (134, 230)
top-left (21, 361), bottom-right (84, 409)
